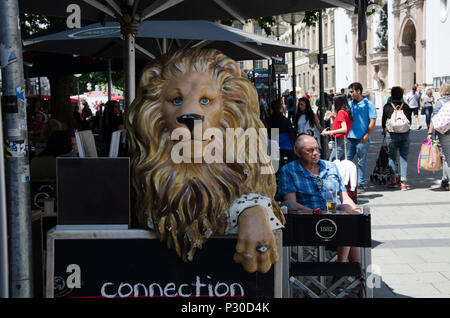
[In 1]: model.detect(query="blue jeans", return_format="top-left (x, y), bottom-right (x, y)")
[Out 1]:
top-left (423, 106), bottom-right (433, 129)
top-left (346, 138), bottom-right (370, 186)
top-left (387, 132), bottom-right (410, 181)
top-left (329, 138), bottom-right (346, 162)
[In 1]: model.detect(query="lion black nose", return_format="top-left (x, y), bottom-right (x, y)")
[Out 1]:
top-left (176, 113), bottom-right (205, 133)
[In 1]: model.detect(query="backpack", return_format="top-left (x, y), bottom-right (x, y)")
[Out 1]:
top-left (432, 100), bottom-right (450, 134)
top-left (386, 103), bottom-right (410, 133)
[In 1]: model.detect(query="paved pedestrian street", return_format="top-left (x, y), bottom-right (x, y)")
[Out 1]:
top-left (360, 112), bottom-right (450, 298)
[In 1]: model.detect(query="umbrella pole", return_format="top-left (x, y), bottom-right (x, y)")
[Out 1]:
top-left (318, 10), bottom-right (328, 160)
top-left (108, 59), bottom-right (112, 101)
top-left (124, 33), bottom-right (135, 109)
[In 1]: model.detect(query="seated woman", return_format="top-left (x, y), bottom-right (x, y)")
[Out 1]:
top-left (30, 130), bottom-right (73, 182)
top-left (277, 134), bottom-right (361, 264)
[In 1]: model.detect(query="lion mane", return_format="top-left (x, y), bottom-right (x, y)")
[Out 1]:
top-left (126, 49), bottom-right (281, 262)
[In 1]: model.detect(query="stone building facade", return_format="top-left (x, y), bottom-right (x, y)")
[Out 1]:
top-left (280, 9), bottom-right (337, 102)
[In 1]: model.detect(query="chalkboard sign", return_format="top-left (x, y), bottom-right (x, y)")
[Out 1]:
top-left (46, 229), bottom-right (282, 298)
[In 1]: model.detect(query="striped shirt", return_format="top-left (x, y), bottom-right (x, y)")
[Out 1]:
top-left (277, 159), bottom-right (346, 211)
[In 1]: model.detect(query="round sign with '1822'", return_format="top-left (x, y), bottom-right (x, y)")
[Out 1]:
top-left (315, 219), bottom-right (337, 240)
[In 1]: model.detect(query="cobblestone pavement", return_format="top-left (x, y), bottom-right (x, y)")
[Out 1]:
top-left (359, 110), bottom-right (450, 298)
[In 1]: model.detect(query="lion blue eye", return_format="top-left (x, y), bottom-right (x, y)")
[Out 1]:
top-left (172, 97), bottom-right (182, 106)
top-left (200, 97), bottom-right (210, 105)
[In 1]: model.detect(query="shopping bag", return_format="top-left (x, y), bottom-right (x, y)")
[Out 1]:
top-left (417, 139), bottom-right (442, 173)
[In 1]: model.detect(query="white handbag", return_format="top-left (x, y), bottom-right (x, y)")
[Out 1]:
top-left (432, 100), bottom-right (450, 134)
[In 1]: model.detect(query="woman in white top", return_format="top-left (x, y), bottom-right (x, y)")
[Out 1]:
top-left (294, 97), bottom-right (324, 149)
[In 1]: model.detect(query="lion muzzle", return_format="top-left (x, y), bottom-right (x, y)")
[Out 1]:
top-left (176, 113), bottom-right (205, 134)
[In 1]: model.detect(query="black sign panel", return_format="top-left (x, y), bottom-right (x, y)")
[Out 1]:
top-left (52, 237), bottom-right (274, 298)
top-left (56, 158), bottom-right (130, 225)
top-left (283, 213), bottom-right (371, 247)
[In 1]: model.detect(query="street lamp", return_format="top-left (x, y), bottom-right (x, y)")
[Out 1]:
top-left (281, 12), bottom-right (305, 108)
top-left (273, 17), bottom-right (288, 100)
top-left (74, 73), bottom-right (82, 108)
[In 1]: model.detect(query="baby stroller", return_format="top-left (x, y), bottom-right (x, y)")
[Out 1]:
top-left (370, 136), bottom-right (391, 185)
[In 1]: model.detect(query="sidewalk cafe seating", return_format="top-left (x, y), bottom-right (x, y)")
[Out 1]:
top-left (282, 207), bottom-right (373, 298)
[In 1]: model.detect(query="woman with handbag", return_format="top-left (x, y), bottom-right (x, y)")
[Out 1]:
top-left (321, 94), bottom-right (353, 162)
top-left (427, 82), bottom-right (450, 190)
top-left (382, 86), bottom-right (413, 191)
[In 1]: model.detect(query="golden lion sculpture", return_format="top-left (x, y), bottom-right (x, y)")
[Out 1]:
top-left (126, 49), bottom-right (284, 273)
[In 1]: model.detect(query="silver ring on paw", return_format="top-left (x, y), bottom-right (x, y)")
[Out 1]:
top-left (256, 245), bottom-right (270, 253)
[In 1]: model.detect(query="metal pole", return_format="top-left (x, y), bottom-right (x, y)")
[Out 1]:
top-left (107, 59), bottom-right (112, 101)
top-left (124, 33), bottom-right (135, 109)
top-left (0, 99), bottom-right (9, 298)
top-left (0, 0), bottom-right (33, 297)
top-left (162, 38), bottom-right (167, 54)
top-left (276, 36), bottom-right (282, 101)
top-left (252, 60), bottom-right (256, 84)
top-left (268, 59), bottom-right (272, 104)
top-left (318, 10), bottom-right (328, 159)
top-left (38, 77), bottom-right (41, 100)
top-left (291, 23), bottom-right (296, 107)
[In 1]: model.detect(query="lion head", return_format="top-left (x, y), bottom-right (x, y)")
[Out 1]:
top-left (126, 49), bottom-right (278, 262)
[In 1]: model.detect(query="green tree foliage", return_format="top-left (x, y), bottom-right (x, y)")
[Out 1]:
top-left (70, 71), bottom-right (124, 96)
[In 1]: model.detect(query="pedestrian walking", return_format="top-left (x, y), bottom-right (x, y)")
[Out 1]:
top-left (405, 86), bottom-right (422, 130)
top-left (421, 88), bottom-right (435, 129)
top-left (268, 99), bottom-right (296, 170)
top-left (346, 82), bottom-right (377, 193)
top-left (286, 91), bottom-right (296, 122)
top-left (382, 86), bottom-right (413, 191)
top-left (294, 97), bottom-right (324, 150)
top-left (427, 82), bottom-right (450, 190)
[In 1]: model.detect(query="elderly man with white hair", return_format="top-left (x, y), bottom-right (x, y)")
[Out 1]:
top-left (277, 134), bottom-right (361, 264)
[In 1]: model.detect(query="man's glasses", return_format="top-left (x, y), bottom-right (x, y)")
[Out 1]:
top-left (316, 176), bottom-right (322, 192)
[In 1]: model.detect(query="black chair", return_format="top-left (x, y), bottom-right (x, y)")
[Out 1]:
top-left (282, 207), bottom-right (373, 298)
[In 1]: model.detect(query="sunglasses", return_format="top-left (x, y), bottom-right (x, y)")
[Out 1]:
top-left (316, 176), bottom-right (323, 192)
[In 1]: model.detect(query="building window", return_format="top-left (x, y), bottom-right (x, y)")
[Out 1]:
top-left (255, 60), bottom-right (264, 68)
top-left (332, 66), bottom-right (335, 88)
top-left (441, 0), bottom-right (448, 22)
top-left (324, 22), bottom-right (328, 46)
top-left (307, 30), bottom-right (310, 50)
top-left (254, 23), bottom-right (263, 35)
top-left (330, 19), bottom-right (334, 44)
top-left (325, 67), bottom-right (328, 88)
top-left (302, 31), bottom-right (306, 49)
top-left (312, 29), bottom-right (316, 50)
top-left (233, 22), bottom-right (244, 30)
top-left (239, 61), bottom-right (244, 70)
